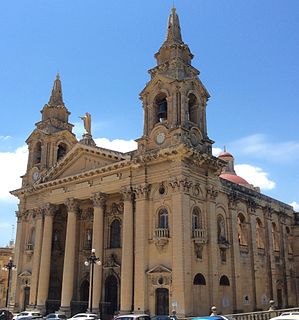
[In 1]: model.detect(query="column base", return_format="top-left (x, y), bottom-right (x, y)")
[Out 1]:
top-left (119, 310), bottom-right (133, 315)
top-left (36, 304), bottom-right (46, 315)
top-left (87, 308), bottom-right (100, 315)
top-left (59, 306), bottom-right (71, 318)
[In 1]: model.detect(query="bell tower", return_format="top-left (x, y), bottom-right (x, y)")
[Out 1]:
top-left (23, 74), bottom-right (77, 186)
top-left (138, 8), bottom-right (213, 153)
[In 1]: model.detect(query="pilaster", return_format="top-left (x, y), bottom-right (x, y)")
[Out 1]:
top-left (169, 178), bottom-right (192, 317)
top-left (133, 184), bottom-right (150, 313)
top-left (120, 188), bottom-right (134, 313)
top-left (36, 203), bottom-right (56, 313)
top-left (29, 208), bottom-right (44, 307)
top-left (206, 185), bottom-right (219, 309)
top-left (91, 192), bottom-right (106, 313)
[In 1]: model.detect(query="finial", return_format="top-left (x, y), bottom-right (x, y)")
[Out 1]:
top-left (48, 73), bottom-right (64, 106)
top-left (165, 6), bottom-right (183, 45)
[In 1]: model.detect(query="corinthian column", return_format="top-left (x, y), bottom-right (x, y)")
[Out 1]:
top-left (120, 188), bottom-right (134, 313)
top-left (91, 192), bottom-right (106, 313)
top-left (36, 204), bottom-right (55, 313)
top-left (29, 208), bottom-right (44, 307)
top-left (133, 184), bottom-right (150, 313)
top-left (60, 198), bottom-right (78, 316)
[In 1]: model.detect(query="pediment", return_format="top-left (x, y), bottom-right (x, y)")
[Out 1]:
top-left (147, 264), bottom-right (172, 274)
top-left (19, 270), bottom-right (32, 278)
top-left (44, 143), bottom-right (128, 181)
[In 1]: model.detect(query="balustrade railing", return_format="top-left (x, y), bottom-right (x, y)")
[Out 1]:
top-left (192, 228), bottom-right (207, 242)
top-left (155, 228), bottom-right (169, 238)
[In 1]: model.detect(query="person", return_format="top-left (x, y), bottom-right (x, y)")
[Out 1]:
top-left (80, 112), bottom-right (92, 135)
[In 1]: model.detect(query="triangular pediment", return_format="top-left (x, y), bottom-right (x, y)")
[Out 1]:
top-left (147, 264), bottom-right (172, 274)
top-left (44, 143), bottom-right (129, 181)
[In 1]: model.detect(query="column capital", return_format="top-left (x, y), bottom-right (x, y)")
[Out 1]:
top-left (121, 187), bottom-right (134, 202)
top-left (206, 184), bottom-right (218, 201)
top-left (64, 198), bottom-right (79, 213)
top-left (42, 203), bottom-right (56, 217)
top-left (33, 208), bottom-right (44, 220)
top-left (169, 178), bottom-right (192, 193)
top-left (91, 192), bottom-right (107, 208)
top-left (133, 184), bottom-right (151, 200)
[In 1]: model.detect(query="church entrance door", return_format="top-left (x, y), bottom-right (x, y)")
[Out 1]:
top-left (104, 275), bottom-right (118, 317)
top-left (155, 288), bottom-right (169, 315)
top-left (23, 287), bottom-right (30, 311)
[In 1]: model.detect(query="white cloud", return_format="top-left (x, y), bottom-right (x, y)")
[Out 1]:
top-left (212, 147), bottom-right (222, 157)
top-left (231, 134), bottom-right (299, 163)
top-left (0, 136), bottom-right (11, 141)
top-left (0, 145), bottom-right (28, 201)
top-left (235, 164), bottom-right (276, 190)
top-left (0, 222), bottom-right (11, 230)
top-left (290, 201), bottom-right (299, 211)
top-left (94, 138), bottom-right (137, 153)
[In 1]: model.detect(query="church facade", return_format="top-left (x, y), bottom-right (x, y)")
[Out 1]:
top-left (10, 8), bottom-right (299, 317)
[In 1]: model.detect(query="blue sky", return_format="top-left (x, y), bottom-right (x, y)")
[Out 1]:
top-left (0, 0), bottom-right (299, 246)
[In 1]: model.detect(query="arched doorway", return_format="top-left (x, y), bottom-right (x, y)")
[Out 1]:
top-left (155, 288), bottom-right (169, 315)
top-left (23, 287), bottom-right (30, 311)
top-left (104, 275), bottom-right (118, 316)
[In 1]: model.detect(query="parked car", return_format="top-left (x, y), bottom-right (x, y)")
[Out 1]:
top-left (151, 316), bottom-right (172, 320)
top-left (68, 314), bottom-right (100, 320)
top-left (13, 312), bottom-right (42, 320)
top-left (114, 314), bottom-right (150, 320)
top-left (44, 314), bottom-right (67, 320)
top-left (0, 309), bottom-right (13, 320)
top-left (270, 315), bottom-right (299, 320)
top-left (191, 317), bottom-right (230, 320)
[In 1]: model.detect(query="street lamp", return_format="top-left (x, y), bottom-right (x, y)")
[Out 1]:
top-left (84, 249), bottom-right (101, 313)
top-left (2, 257), bottom-right (16, 308)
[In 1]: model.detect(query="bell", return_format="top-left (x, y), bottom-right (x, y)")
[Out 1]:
top-left (157, 100), bottom-right (167, 120)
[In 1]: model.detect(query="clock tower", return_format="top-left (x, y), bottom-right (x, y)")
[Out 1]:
top-left (23, 74), bottom-right (77, 186)
top-left (137, 8), bottom-right (213, 154)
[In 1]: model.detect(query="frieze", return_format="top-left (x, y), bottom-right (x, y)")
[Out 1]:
top-left (169, 178), bottom-right (193, 193)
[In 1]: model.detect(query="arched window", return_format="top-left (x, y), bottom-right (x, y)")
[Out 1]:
top-left (158, 208), bottom-right (168, 229)
top-left (30, 228), bottom-right (36, 246)
top-left (192, 207), bottom-right (202, 230)
top-left (110, 219), bottom-right (121, 248)
top-left (155, 93), bottom-right (168, 123)
top-left (217, 215), bottom-right (226, 243)
top-left (57, 143), bottom-right (67, 161)
top-left (219, 275), bottom-right (230, 286)
top-left (237, 213), bottom-right (247, 245)
top-left (188, 93), bottom-right (198, 123)
top-left (256, 218), bottom-right (264, 249)
top-left (193, 273), bottom-right (206, 285)
top-left (33, 142), bottom-right (42, 165)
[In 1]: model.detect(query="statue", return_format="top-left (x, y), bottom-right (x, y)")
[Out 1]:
top-left (80, 112), bottom-right (92, 135)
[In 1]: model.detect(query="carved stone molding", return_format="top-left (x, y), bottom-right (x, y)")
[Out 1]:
top-left (228, 192), bottom-right (239, 209)
top-left (263, 205), bottom-right (273, 220)
top-left (121, 187), bottom-right (133, 202)
top-left (79, 207), bottom-right (94, 221)
top-left (206, 185), bottom-right (218, 201)
top-left (106, 202), bottom-right (123, 216)
top-left (169, 178), bottom-right (193, 193)
top-left (247, 198), bottom-right (257, 213)
top-left (64, 198), bottom-right (79, 213)
top-left (43, 203), bottom-right (56, 217)
top-left (92, 192), bottom-right (107, 208)
top-left (133, 184), bottom-right (151, 200)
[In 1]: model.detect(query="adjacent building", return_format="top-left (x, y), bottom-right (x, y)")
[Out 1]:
top-left (10, 8), bottom-right (299, 318)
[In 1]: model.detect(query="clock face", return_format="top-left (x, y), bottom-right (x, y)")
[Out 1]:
top-left (156, 132), bottom-right (165, 144)
top-left (32, 171), bottom-right (39, 181)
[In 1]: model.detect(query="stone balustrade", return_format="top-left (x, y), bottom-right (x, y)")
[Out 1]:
top-left (155, 228), bottom-right (169, 238)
